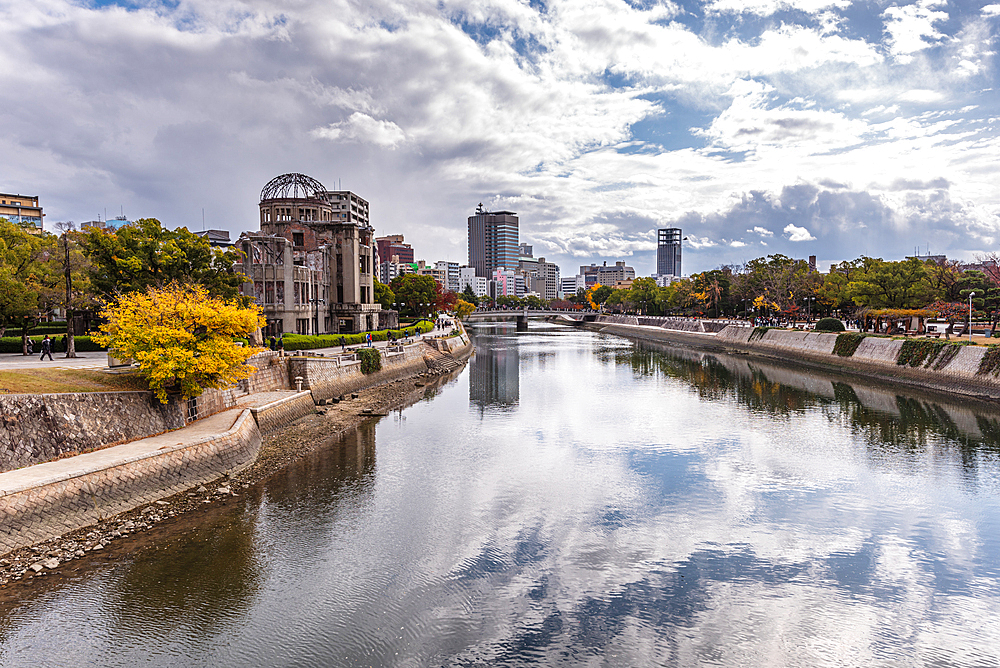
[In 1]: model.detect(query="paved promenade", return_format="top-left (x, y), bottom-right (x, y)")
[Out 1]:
top-left (0, 323), bottom-right (453, 370)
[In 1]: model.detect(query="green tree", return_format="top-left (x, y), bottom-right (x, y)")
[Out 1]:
top-left (732, 254), bottom-right (817, 313)
top-left (592, 285), bottom-right (613, 306)
top-left (0, 218), bottom-right (57, 353)
top-left (374, 278), bottom-right (394, 310)
top-left (626, 277), bottom-right (660, 315)
top-left (390, 273), bottom-right (439, 316)
top-left (460, 284), bottom-right (480, 306)
top-left (846, 257), bottom-right (934, 308)
top-left (85, 218), bottom-right (244, 299)
top-left (47, 223), bottom-right (96, 358)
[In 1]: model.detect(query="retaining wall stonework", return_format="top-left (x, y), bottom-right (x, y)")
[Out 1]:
top-left (250, 392), bottom-right (315, 435)
top-left (192, 351), bottom-right (290, 420)
top-left (591, 322), bottom-right (1000, 400)
top-left (0, 392), bottom-right (185, 473)
top-left (0, 409), bottom-right (262, 556)
top-left (289, 345), bottom-right (431, 402)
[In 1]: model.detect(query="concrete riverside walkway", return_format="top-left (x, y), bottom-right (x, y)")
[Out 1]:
top-left (0, 408), bottom-right (244, 496)
top-left (0, 323), bottom-right (454, 370)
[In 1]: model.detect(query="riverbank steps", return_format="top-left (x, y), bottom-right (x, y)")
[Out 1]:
top-left (0, 333), bottom-right (473, 562)
top-left (592, 318), bottom-right (1000, 400)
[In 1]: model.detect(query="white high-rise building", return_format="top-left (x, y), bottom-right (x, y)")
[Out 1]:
top-left (459, 266), bottom-right (488, 298)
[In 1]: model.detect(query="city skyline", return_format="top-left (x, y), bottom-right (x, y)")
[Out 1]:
top-left (1, 1), bottom-right (999, 277)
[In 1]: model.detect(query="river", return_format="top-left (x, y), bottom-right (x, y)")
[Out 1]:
top-left (2, 322), bottom-right (1000, 666)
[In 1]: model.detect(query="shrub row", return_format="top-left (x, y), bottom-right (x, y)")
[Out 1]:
top-left (0, 335), bottom-right (106, 354)
top-left (833, 333), bottom-right (866, 357)
top-left (897, 339), bottom-right (947, 368)
top-left (978, 346), bottom-right (1000, 376)
top-left (357, 347), bottom-right (382, 374)
top-left (277, 322), bottom-right (434, 351)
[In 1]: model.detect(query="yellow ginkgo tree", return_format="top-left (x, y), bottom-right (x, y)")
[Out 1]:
top-left (92, 283), bottom-right (266, 403)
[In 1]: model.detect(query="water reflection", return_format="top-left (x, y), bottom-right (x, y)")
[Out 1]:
top-left (4, 324), bottom-right (1000, 666)
top-left (614, 340), bottom-right (1000, 468)
top-left (469, 324), bottom-right (520, 411)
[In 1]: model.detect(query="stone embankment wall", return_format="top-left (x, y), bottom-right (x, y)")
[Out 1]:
top-left (0, 409), bottom-right (262, 556)
top-left (250, 391), bottom-right (315, 435)
top-left (191, 351), bottom-right (288, 420)
top-left (0, 392), bottom-right (185, 473)
top-left (289, 344), bottom-right (433, 402)
top-left (597, 321), bottom-right (1000, 400)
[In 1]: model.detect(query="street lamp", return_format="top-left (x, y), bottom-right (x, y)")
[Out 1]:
top-left (969, 292), bottom-right (976, 343)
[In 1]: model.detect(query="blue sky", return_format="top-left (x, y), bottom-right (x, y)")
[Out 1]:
top-left (1, 0), bottom-right (999, 276)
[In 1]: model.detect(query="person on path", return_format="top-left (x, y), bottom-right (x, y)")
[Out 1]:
top-left (40, 335), bottom-right (53, 361)
top-left (366, 332), bottom-right (372, 347)
top-left (269, 335), bottom-right (277, 351)
top-left (26, 338), bottom-right (33, 355)
top-left (277, 334), bottom-right (284, 352)
top-left (340, 335), bottom-right (346, 352)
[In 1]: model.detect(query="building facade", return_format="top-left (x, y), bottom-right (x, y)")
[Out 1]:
top-left (244, 173), bottom-right (380, 334)
top-left (435, 261), bottom-right (461, 293)
top-left (459, 267), bottom-right (488, 298)
top-left (518, 256), bottom-right (561, 301)
top-left (580, 261), bottom-right (636, 287)
top-left (0, 193), bottom-right (43, 230)
top-left (376, 235), bottom-right (414, 267)
top-left (656, 228), bottom-right (682, 277)
top-left (468, 204), bottom-right (519, 278)
top-left (561, 275), bottom-right (586, 297)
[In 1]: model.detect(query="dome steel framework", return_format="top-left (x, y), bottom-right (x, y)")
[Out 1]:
top-left (259, 173), bottom-right (326, 202)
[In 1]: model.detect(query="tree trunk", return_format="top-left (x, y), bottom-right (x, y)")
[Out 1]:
top-left (64, 232), bottom-right (77, 358)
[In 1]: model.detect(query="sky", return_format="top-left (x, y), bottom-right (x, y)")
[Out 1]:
top-left (1, 0), bottom-right (999, 277)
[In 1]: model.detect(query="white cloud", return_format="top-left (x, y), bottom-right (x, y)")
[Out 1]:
top-left (705, 0), bottom-right (851, 16)
top-left (982, 4), bottom-right (1000, 16)
top-left (311, 113), bottom-right (407, 148)
top-left (883, 0), bottom-right (949, 63)
top-left (750, 226), bottom-right (774, 236)
top-left (784, 223), bottom-right (816, 241)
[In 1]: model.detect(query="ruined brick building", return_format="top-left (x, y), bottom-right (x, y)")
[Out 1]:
top-left (237, 173), bottom-right (384, 336)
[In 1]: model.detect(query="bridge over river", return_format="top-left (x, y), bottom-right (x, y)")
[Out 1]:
top-left (464, 309), bottom-right (594, 330)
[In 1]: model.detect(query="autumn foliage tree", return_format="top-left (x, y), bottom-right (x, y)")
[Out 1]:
top-left (91, 283), bottom-right (265, 403)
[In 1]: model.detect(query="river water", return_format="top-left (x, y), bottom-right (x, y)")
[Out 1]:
top-left (3, 323), bottom-right (1000, 666)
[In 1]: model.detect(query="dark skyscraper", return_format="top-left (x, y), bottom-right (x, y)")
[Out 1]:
top-left (468, 204), bottom-right (519, 278)
top-left (657, 228), bottom-right (682, 276)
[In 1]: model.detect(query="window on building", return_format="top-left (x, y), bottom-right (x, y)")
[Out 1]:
top-left (293, 232), bottom-right (304, 247)
top-left (296, 319), bottom-right (309, 335)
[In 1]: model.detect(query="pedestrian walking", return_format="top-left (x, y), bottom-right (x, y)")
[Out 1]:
top-left (277, 334), bottom-right (284, 352)
top-left (340, 335), bottom-right (346, 352)
top-left (40, 335), bottom-right (53, 361)
top-left (26, 338), bottom-right (33, 355)
top-left (269, 335), bottom-right (277, 351)
top-left (366, 332), bottom-right (372, 347)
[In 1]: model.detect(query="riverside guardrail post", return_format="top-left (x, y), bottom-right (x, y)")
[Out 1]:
top-left (295, 376), bottom-right (303, 392)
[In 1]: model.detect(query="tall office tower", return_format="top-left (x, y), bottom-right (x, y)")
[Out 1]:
top-left (657, 228), bottom-right (682, 277)
top-left (468, 204), bottom-right (519, 278)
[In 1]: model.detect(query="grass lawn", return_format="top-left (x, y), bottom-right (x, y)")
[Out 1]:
top-left (0, 369), bottom-right (149, 394)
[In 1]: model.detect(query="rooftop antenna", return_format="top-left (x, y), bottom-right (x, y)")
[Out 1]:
top-left (202, 208), bottom-right (205, 231)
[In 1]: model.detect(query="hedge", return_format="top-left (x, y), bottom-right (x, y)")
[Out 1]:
top-left (833, 333), bottom-right (866, 357)
top-left (357, 347), bottom-right (382, 374)
top-left (277, 321), bottom-right (434, 351)
top-left (0, 335), bottom-right (106, 354)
